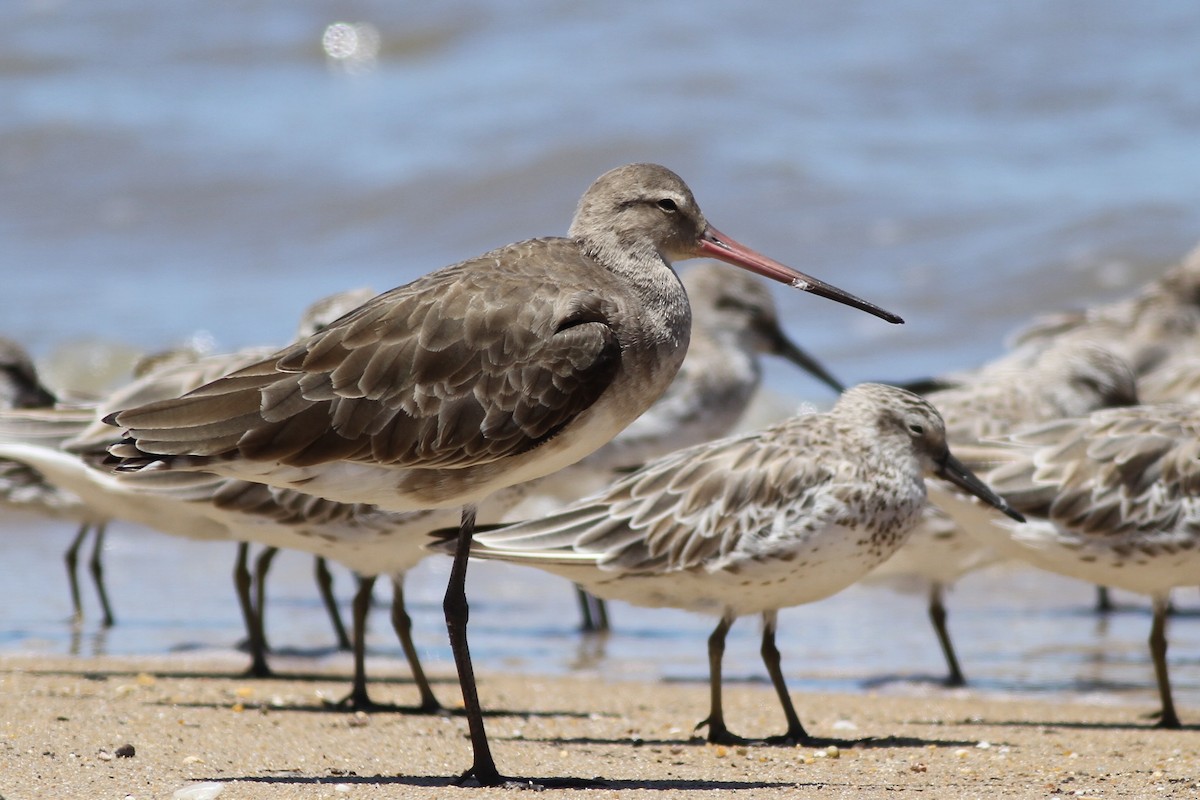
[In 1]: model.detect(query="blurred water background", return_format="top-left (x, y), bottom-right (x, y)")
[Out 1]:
top-left (3, 0), bottom-right (1200, 712)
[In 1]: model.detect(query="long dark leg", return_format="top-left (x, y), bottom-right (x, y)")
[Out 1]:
top-left (1150, 594), bottom-right (1180, 729)
top-left (443, 505), bottom-right (503, 784)
top-left (64, 522), bottom-right (89, 623)
top-left (694, 614), bottom-right (743, 744)
top-left (1095, 586), bottom-right (1114, 613)
top-left (592, 594), bottom-right (610, 632)
top-left (929, 582), bottom-right (965, 687)
top-left (252, 546), bottom-right (278, 654)
top-left (234, 543), bottom-right (272, 678)
top-left (576, 586), bottom-right (611, 633)
top-left (576, 586), bottom-right (597, 632)
top-left (391, 575), bottom-right (442, 712)
top-left (315, 558), bottom-right (352, 651)
top-left (335, 574), bottom-right (377, 710)
top-left (760, 611), bottom-right (812, 744)
top-left (444, 505), bottom-right (597, 788)
top-left (88, 523), bottom-right (115, 627)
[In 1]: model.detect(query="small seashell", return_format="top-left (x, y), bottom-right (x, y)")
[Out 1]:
top-left (172, 783), bottom-right (224, 800)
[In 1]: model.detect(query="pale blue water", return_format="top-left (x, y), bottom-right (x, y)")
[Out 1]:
top-left (3, 0), bottom-right (1200, 713)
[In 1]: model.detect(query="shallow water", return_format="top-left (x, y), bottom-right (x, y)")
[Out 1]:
top-left (4, 514), bottom-right (1200, 716)
top-left (3, 1), bottom-right (1200, 711)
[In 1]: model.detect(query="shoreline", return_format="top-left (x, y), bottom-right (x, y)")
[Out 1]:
top-left (2, 652), bottom-right (1196, 799)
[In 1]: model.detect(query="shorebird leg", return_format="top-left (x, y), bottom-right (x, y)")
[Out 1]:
top-left (575, 586), bottom-right (610, 633)
top-left (64, 522), bottom-right (89, 623)
top-left (592, 594), bottom-right (610, 632)
top-left (390, 575), bottom-right (442, 712)
top-left (759, 611), bottom-right (813, 745)
top-left (445, 508), bottom-right (598, 788)
top-left (576, 586), bottom-right (597, 632)
top-left (1095, 586), bottom-right (1114, 613)
top-left (315, 558), bottom-right (352, 651)
top-left (332, 575), bottom-right (380, 710)
top-left (695, 614), bottom-right (747, 744)
top-left (1149, 594), bottom-right (1181, 729)
top-left (234, 543), bottom-right (272, 678)
top-left (253, 546), bottom-right (278, 653)
top-left (444, 504), bottom-right (505, 784)
top-left (88, 523), bottom-right (115, 627)
top-left (928, 583), bottom-right (966, 687)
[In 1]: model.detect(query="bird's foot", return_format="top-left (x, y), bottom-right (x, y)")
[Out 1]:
top-left (454, 764), bottom-right (605, 789)
top-left (763, 726), bottom-right (823, 747)
top-left (694, 717), bottom-right (751, 745)
top-left (241, 660), bottom-right (274, 679)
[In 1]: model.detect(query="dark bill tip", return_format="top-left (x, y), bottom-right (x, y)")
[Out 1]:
top-left (937, 451), bottom-right (1026, 523)
top-left (698, 226), bottom-right (904, 325)
top-left (770, 329), bottom-right (847, 394)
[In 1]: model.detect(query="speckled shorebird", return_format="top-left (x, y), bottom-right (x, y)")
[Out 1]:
top-left (942, 401), bottom-right (1200, 729)
top-left (995, 241), bottom-right (1200, 612)
top-left (536, 261), bottom-right (846, 632)
top-left (1003, 242), bottom-right (1200, 378)
top-left (0, 338), bottom-right (113, 625)
top-left (864, 340), bottom-right (1139, 685)
top-left (0, 291), bottom-right (373, 656)
top-left (3, 418), bottom-right (505, 707)
top-left (104, 163), bottom-right (902, 786)
top-left (436, 384), bottom-right (1022, 744)
top-left (65, 288), bottom-right (376, 670)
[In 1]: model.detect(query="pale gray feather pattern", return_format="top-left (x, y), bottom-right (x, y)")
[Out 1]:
top-left (971, 406), bottom-right (1200, 543)
top-left (474, 420), bottom-right (845, 575)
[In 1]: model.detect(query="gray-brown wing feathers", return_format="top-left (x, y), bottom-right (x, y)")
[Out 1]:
top-left (109, 242), bottom-right (624, 471)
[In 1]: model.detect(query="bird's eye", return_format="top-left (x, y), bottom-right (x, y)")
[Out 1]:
top-left (657, 198), bottom-right (678, 213)
top-left (908, 423), bottom-right (924, 435)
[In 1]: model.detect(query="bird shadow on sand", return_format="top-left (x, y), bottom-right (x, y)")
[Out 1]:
top-left (10, 664), bottom-right (458, 687)
top-left (148, 698), bottom-right (611, 720)
top-left (520, 732), bottom-right (981, 749)
top-left (199, 773), bottom-right (802, 791)
top-left (969, 717), bottom-right (1200, 733)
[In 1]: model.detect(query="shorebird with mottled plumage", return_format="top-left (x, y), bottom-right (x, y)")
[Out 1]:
top-left (1003, 242), bottom-right (1200, 378)
top-left (0, 339), bottom-right (114, 625)
top-left (942, 401), bottom-right (1200, 728)
top-left (0, 290), bottom-right (373, 656)
top-left (104, 163), bottom-right (902, 786)
top-left (520, 261), bottom-right (846, 632)
top-left (434, 383), bottom-right (1021, 745)
top-left (864, 340), bottom-right (1139, 685)
top-left (996, 242), bottom-right (1200, 612)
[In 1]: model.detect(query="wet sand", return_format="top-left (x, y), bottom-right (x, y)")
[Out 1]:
top-left (2, 652), bottom-right (1196, 799)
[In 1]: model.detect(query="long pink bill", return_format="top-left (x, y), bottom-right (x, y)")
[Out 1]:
top-left (698, 226), bottom-right (903, 325)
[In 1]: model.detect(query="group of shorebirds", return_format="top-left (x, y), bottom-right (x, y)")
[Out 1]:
top-left (3, 162), bottom-right (1200, 787)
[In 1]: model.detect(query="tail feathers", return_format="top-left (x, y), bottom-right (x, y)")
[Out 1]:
top-left (425, 522), bottom-right (602, 568)
top-left (103, 439), bottom-right (212, 473)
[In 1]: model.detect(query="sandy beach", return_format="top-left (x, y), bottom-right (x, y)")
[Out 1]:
top-left (2, 651), bottom-right (1196, 799)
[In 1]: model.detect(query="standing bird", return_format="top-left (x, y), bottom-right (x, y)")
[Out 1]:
top-left (943, 402), bottom-right (1200, 728)
top-left (0, 339), bottom-right (113, 625)
top-left (999, 241), bottom-right (1200, 611)
top-left (105, 163), bottom-right (901, 786)
top-left (864, 340), bottom-right (1139, 685)
top-left (523, 261), bottom-right (846, 632)
top-left (436, 384), bottom-right (1022, 744)
top-left (1004, 242), bottom-right (1200, 378)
